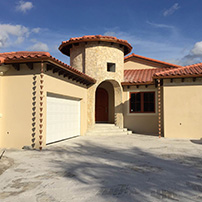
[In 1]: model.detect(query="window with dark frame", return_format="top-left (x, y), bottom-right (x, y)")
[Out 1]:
top-left (130, 92), bottom-right (155, 113)
top-left (107, 63), bottom-right (116, 72)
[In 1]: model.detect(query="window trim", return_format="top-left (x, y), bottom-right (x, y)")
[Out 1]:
top-left (129, 91), bottom-right (156, 113)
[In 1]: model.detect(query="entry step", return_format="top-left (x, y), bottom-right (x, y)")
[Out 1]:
top-left (85, 124), bottom-right (132, 136)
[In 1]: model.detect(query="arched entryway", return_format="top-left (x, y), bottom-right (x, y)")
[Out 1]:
top-left (95, 81), bottom-right (115, 123)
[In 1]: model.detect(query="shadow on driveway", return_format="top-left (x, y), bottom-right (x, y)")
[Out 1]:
top-left (45, 139), bottom-right (202, 201)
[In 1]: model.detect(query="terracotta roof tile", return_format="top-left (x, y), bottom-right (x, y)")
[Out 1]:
top-left (154, 63), bottom-right (202, 78)
top-left (124, 53), bottom-right (181, 68)
top-left (0, 57), bottom-right (4, 65)
top-left (59, 35), bottom-right (132, 56)
top-left (122, 68), bottom-right (177, 85)
top-left (0, 51), bottom-right (96, 84)
top-left (0, 51), bottom-right (51, 62)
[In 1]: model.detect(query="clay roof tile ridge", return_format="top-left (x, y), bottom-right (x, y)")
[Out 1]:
top-left (59, 35), bottom-right (132, 56)
top-left (154, 62), bottom-right (202, 78)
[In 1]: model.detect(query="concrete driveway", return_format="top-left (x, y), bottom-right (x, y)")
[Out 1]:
top-left (0, 133), bottom-right (202, 202)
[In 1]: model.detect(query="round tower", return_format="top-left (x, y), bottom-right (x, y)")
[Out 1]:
top-left (59, 35), bottom-right (132, 128)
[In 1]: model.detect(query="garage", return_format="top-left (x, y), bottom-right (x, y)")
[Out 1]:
top-left (46, 94), bottom-right (80, 144)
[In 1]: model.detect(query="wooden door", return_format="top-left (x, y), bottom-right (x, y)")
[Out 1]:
top-left (95, 88), bottom-right (108, 122)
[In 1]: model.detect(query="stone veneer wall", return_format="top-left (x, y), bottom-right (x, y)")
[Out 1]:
top-left (70, 41), bottom-right (125, 128)
top-left (70, 43), bottom-right (85, 73)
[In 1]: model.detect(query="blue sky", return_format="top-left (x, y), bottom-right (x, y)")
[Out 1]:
top-left (0, 0), bottom-right (202, 65)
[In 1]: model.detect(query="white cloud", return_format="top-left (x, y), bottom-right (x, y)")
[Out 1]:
top-left (146, 21), bottom-right (178, 37)
top-left (29, 42), bottom-right (49, 51)
top-left (0, 35), bottom-right (7, 48)
top-left (104, 28), bottom-right (170, 49)
top-left (178, 41), bottom-right (202, 65)
top-left (147, 21), bottom-right (175, 30)
top-left (163, 3), bottom-right (180, 17)
top-left (32, 28), bottom-right (40, 33)
top-left (190, 41), bottom-right (202, 56)
top-left (0, 24), bottom-right (43, 50)
top-left (30, 38), bottom-right (37, 43)
top-left (105, 27), bottom-right (201, 66)
top-left (103, 28), bottom-right (182, 60)
top-left (104, 31), bottom-right (117, 36)
top-left (15, 36), bottom-right (25, 44)
top-left (16, 1), bottom-right (33, 13)
top-left (0, 24), bottom-right (29, 48)
top-left (103, 27), bottom-right (194, 66)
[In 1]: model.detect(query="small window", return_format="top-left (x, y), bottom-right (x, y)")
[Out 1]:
top-left (130, 92), bottom-right (155, 113)
top-left (107, 63), bottom-right (116, 72)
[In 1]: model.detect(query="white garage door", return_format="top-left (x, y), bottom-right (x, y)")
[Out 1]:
top-left (46, 95), bottom-right (80, 144)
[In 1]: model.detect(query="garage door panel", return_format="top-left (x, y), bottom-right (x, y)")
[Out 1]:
top-left (46, 96), bottom-right (80, 144)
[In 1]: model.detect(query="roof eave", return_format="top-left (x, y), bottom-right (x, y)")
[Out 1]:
top-left (153, 74), bottom-right (202, 79)
top-left (3, 57), bottom-right (96, 86)
top-left (47, 58), bottom-right (96, 84)
top-left (121, 81), bottom-right (154, 86)
top-left (59, 38), bottom-right (132, 56)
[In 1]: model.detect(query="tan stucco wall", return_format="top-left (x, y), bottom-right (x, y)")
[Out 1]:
top-left (0, 63), bottom-right (88, 149)
top-left (43, 70), bottom-right (88, 140)
top-left (0, 75), bottom-right (3, 147)
top-left (163, 78), bottom-right (202, 139)
top-left (70, 42), bottom-right (124, 128)
top-left (123, 85), bottom-right (158, 135)
top-left (124, 58), bottom-right (170, 70)
top-left (0, 64), bottom-right (39, 149)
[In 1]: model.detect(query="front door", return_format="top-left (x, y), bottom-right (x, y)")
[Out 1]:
top-left (95, 88), bottom-right (108, 122)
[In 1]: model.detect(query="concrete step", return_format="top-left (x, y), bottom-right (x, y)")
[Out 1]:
top-left (86, 130), bottom-right (132, 136)
top-left (93, 124), bottom-right (128, 130)
top-left (127, 130), bottom-right (132, 135)
top-left (88, 129), bottom-right (132, 134)
top-left (90, 128), bottom-right (126, 132)
top-left (93, 125), bottom-right (118, 129)
top-left (85, 123), bottom-right (132, 136)
top-left (86, 130), bottom-right (128, 134)
top-left (94, 123), bottom-right (116, 127)
top-left (86, 131), bottom-right (131, 136)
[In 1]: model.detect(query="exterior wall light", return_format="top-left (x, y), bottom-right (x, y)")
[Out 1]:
top-left (0, 65), bottom-right (9, 76)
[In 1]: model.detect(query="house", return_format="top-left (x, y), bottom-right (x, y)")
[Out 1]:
top-left (0, 35), bottom-right (202, 149)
